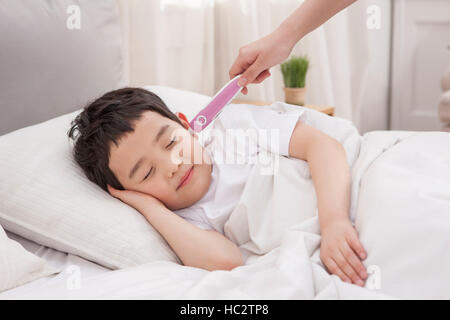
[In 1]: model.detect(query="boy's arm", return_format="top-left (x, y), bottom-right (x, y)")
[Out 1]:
top-left (107, 185), bottom-right (243, 271)
top-left (287, 120), bottom-right (368, 286)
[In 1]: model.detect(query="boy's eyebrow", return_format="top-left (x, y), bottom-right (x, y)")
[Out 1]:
top-left (129, 157), bottom-right (144, 180)
top-left (129, 124), bottom-right (170, 180)
top-left (154, 124), bottom-right (170, 144)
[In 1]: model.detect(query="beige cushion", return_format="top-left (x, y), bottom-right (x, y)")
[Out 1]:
top-left (0, 0), bottom-right (126, 136)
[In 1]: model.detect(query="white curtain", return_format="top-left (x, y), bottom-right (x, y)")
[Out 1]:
top-left (121, 0), bottom-right (371, 126)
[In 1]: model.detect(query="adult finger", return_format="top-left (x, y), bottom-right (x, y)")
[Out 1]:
top-left (341, 241), bottom-right (368, 281)
top-left (240, 56), bottom-right (266, 87)
top-left (334, 250), bottom-right (363, 286)
top-left (229, 61), bottom-right (245, 81)
top-left (237, 70), bottom-right (269, 96)
top-left (253, 69), bottom-right (271, 84)
top-left (229, 49), bottom-right (256, 80)
top-left (323, 257), bottom-right (352, 283)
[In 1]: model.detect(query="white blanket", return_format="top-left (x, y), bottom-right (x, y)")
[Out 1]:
top-left (3, 116), bottom-right (450, 299)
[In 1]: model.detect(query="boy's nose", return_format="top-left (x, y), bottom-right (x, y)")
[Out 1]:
top-left (167, 150), bottom-right (183, 178)
top-left (168, 161), bottom-right (182, 178)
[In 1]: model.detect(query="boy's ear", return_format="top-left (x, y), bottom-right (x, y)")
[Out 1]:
top-left (175, 112), bottom-right (189, 129)
top-left (175, 112), bottom-right (198, 139)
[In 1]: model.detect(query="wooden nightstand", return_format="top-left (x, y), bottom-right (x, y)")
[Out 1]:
top-left (232, 99), bottom-right (335, 116)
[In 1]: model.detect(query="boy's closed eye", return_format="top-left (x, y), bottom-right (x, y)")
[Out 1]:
top-left (143, 135), bottom-right (180, 181)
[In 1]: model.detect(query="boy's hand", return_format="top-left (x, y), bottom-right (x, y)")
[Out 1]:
top-left (107, 185), bottom-right (165, 214)
top-left (319, 218), bottom-right (368, 287)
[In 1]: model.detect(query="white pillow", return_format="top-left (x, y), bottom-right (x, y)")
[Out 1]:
top-left (0, 224), bottom-right (57, 292)
top-left (0, 86), bottom-right (210, 270)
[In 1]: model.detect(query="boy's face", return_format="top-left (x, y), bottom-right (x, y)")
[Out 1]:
top-left (108, 110), bottom-right (212, 211)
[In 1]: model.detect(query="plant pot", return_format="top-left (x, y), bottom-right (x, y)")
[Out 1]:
top-left (284, 87), bottom-right (306, 106)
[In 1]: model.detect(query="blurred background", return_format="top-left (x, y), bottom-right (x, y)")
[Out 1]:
top-left (119, 0), bottom-right (450, 133)
top-left (1, 0), bottom-right (449, 135)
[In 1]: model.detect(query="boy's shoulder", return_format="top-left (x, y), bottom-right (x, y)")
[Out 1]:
top-left (217, 102), bottom-right (283, 123)
top-left (222, 101), bottom-right (306, 117)
top-left (216, 102), bottom-right (306, 129)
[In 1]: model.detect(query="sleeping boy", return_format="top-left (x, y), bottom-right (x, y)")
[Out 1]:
top-left (67, 87), bottom-right (368, 287)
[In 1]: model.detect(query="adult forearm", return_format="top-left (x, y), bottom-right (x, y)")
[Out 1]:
top-left (277, 0), bottom-right (358, 48)
top-left (140, 206), bottom-right (242, 271)
top-left (307, 138), bottom-right (352, 231)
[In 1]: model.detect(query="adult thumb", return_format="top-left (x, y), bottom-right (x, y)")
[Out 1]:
top-left (239, 57), bottom-right (264, 87)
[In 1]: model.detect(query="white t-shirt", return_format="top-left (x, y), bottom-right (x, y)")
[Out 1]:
top-left (173, 102), bottom-right (305, 234)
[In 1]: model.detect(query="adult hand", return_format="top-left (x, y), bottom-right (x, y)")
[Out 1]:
top-left (229, 28), bottom-right (295, 95)
top-left (319, 218), bottom-right (368, 287)
top-left (107, 185), bottom-right (165, 214)
top-left (229, 0), bottom-right (359, 94)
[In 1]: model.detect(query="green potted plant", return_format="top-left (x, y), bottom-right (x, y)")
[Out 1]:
top-left (281, 55), bottom-right (309, 106)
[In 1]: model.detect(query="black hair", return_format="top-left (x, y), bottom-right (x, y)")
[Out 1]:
top-left (67, 87), bottom-right (182, 191)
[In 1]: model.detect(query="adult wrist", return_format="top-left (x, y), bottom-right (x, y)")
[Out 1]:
top-left (276, 20), bottom-right (304, 50)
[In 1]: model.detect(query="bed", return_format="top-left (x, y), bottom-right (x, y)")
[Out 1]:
top-left (1, 0), bottom-right (450, 300)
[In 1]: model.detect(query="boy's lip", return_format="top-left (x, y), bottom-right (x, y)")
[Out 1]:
top-left (177, 165), bottom-right (194, 190)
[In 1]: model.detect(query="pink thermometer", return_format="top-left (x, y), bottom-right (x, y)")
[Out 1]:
top-left (189, 75), bottom-right (243, 133)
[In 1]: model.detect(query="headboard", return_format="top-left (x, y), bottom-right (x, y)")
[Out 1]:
top-left (0, 0), bottom-right (128, 136)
